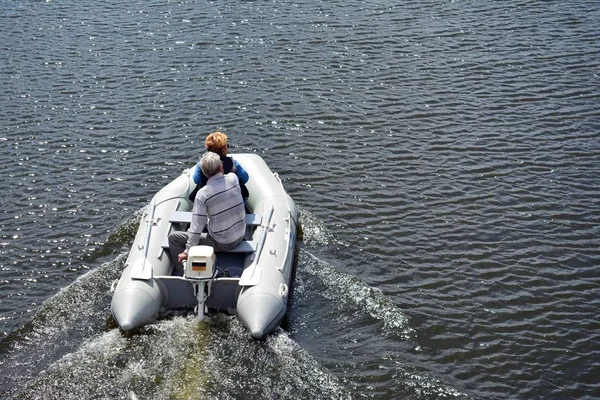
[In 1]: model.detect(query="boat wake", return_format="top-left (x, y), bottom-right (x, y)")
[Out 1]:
top-left (0, 253), bottom-right (127, 399)
top-left (9, 315), bottom-right (353, 400)
top-left (292, 209), bottom-right (471, 399)
top-left (299, 250), bottom-right (414, 339)
top-left (1, 207), bottom-right (469, 400)
top-left (1, 208), bottom-right (353, 400)
top-left (296, 208), bottom-right (414, 338)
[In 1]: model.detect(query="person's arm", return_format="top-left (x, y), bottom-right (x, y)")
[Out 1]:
top-left (234, 160), bottom-right (249, 184)
top-left (192, 162), bottom-right (202, 184)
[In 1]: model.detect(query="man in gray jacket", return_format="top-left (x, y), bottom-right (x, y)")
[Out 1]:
top-left (168, 151), bottom-right (246, 275)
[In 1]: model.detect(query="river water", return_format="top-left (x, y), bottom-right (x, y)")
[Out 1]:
top-left (1, 0), bottom-right (599, 399)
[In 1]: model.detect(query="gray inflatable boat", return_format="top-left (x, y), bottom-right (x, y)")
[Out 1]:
top-left (110, 153), bottom-right (298, 339)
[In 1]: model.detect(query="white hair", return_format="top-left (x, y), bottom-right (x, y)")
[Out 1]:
top-left (200, 152), bottom-right (222, 178)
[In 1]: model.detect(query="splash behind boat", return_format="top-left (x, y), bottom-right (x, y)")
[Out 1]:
top-left (110, 153), bottom-right (298, 339)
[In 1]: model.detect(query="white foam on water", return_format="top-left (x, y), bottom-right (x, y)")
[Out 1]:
top-left (202, 317), bottom-right (355, 400)
top-left (294, 214), bottom-right (470, 398)
top-left (31, 253), bottom-right (127, 329)
top-left (402, 369), bottom-right (470, 399)
top-left (298, 208), bottom-right (413, 337)
top-left (0, 254), bottom-right (128, 397)
top-left (265, 331), bottom-right (353, 400)
top-left (12, 311), bottom-right (355, 399)
top-left (5, 206), bottom-right (465, 400)
top-left (12, 316), bottom-right (209, 399)
top-left (13, 329), bottom-right (129, 399)
top-left (298, 207), bottom-right (350, 249)
top-left (300, 250), bottom-right (414, 339)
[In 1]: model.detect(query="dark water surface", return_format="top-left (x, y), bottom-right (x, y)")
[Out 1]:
top-left (1, 0), bottom-right (599, 399)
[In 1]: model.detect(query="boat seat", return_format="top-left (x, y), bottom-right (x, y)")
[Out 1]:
top-left (161, 212), bottom-right (260, 252)
top-left (225, 240), bottom-right (257, 253)
top-left (161, 237), bottom-right (257, 253)
top-left (169, 211), bottom-right (262, 226)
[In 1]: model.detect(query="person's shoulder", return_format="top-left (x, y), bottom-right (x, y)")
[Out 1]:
top-left (197, 184), bottom-right (210, 196)
top-left (224, 172), bottom-right (239, 183)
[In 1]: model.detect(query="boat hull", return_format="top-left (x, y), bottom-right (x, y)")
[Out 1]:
top-left (234, 154), bottom-right (298, 339)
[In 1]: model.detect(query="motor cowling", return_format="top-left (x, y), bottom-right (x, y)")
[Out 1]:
top-left (186, 245), bottom-right (216, 280)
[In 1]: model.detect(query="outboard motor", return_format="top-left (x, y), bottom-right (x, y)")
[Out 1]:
top-left (185, 245), bottom-right (216, 320)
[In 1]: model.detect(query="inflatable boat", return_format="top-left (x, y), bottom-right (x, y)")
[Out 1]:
top-left (110, 153), bottom-right (298, 339)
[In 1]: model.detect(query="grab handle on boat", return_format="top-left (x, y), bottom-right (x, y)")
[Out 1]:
top-left (239, 206), bottom-right (274, 286)
top-left (278, 283), bottom-right (288, 297)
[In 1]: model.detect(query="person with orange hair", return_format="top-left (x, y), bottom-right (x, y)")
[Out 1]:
top-left (190, 131), bottom-right (249, 201)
